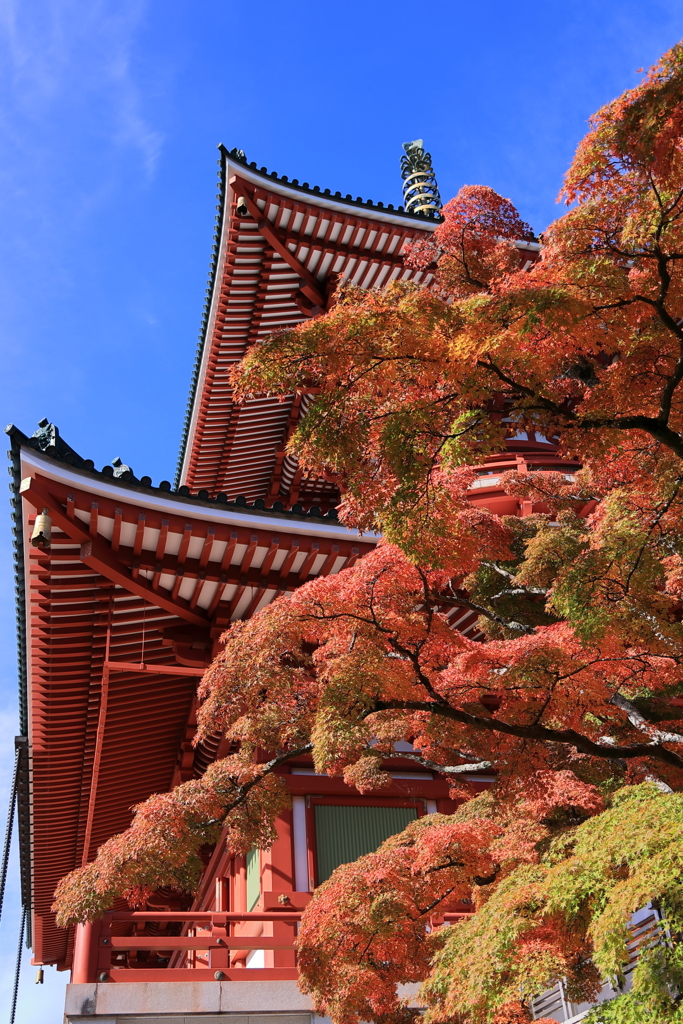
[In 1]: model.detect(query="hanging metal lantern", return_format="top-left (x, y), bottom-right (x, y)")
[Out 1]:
top-left (30, 508), bottom-right (52, 550)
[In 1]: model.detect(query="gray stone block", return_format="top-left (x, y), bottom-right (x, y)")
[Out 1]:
top-left (64, 980), bottom-right (319, 1020)
top-left (220, 982), bottom-right (313, 1013)
top-left (65, 984), bottom-right (98, 1017)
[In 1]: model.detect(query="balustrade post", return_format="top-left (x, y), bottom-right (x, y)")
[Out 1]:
top-left (209, 913), bottom-right (230, 970)
top-left (272, 914), bottom-right (296, 969)
top-left (96, 915), bottom-right (112, 979)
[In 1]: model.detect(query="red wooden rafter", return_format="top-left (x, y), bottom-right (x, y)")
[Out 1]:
top-left (181, 168), bottom-right (438, 504)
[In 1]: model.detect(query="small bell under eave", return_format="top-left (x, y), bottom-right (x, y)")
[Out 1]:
top-left (35, 967), bottom-right (44, 984)
top-left (30, 509), bottom-right (52, 550)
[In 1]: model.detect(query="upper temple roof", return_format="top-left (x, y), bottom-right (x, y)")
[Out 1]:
top-left (175, 146), bottom-right (442, 507)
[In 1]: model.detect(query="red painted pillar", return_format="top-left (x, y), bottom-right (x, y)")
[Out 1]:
top-left (263, 809), bottom-right (296, 968)
top-left (231, 855), bottom-right (249, 968)
top-left (72, 919), bottom-right (101, 983)
top-left (264, 808), bottom-right (294, 892)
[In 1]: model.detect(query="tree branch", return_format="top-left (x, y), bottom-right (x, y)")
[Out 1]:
top-left (204, 743), bottom-right (314, 827)
top-left (436, 586), bottom-right (538, 635)
top-left (610, 693), bottom-right (683, 746)
top-left (477, 353), bottom-right (683, 459)
top-left (385, 749), bottom-right (492, 776)
top-left (481, 563), bottom-right (547, 601)
top-left (370, 700), bottom-right (683, 770)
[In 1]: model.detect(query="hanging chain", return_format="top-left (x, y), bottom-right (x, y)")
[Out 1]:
top-left (9, 907), bottom-right (25, 1024)
top-left (0, 745), bottom-right (19, 925)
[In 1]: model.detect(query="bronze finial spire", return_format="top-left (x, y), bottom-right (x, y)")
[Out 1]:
top-left (401, 140), bottom-right (442, 216)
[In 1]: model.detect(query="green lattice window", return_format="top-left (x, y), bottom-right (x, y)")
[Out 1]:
top-left (246, 847), bottom-right (260, 910)
top-left (314, 804), bottom-right (418, 883)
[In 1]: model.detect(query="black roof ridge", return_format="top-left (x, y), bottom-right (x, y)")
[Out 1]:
top-left (6, 426), bottom-right (29, 741)
top-left (221, 143), bottom-right (444, 223)
top-left (175, 146), bottom-right (229, 489)
top-left (7, 422), bottom-right (341, 524)
top-left (6, 425), bottom-right (32, 940)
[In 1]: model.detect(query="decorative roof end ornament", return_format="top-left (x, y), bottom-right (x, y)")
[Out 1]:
top-left (111, 456), bottom-right (137, 483)
top-left (401, 140), bottom-right (442, 216)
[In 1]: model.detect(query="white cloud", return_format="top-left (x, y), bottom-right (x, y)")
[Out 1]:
top-left (0, 0), bottom-right (163, 178)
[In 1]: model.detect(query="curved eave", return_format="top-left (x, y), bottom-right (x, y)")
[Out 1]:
top-left (19, 445), bottom-right (375, 543)
top-left (176, 146), bottom-right (441, 494)
top-left (10, 427), bottom-right (379, 967)
top-left (6, 427), bottom-right (32, 945)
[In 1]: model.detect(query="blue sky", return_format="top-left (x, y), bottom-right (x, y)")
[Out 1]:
top-left (0, 0), bottom-right (682, 1018)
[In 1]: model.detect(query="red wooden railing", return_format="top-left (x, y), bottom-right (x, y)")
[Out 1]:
top-left (72, 909), bottom-right (468, 984)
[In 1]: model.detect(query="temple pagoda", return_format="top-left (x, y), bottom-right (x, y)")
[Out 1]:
top-left (6, 144), bottom-right (552, 1023)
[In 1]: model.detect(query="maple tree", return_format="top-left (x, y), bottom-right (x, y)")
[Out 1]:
top-left (53, 42), bottom-right (683, 1024)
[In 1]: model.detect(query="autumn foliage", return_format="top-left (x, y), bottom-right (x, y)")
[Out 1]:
top-left (53, 43), bottom-right (683, 1024)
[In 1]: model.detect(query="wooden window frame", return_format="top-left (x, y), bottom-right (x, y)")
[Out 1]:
top-left (306, 796), bottom-right (426, 888)
top-left (246, 847), bottom-right (261, 910)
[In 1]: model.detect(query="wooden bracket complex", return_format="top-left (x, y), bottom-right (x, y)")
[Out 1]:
top-left (230, 177), bottom-right (327, 310)
top-left (20, 476), bottom-right (208, 627)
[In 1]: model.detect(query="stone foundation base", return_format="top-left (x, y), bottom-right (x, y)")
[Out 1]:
top-left (65, 981), bottom-right (319, 1023)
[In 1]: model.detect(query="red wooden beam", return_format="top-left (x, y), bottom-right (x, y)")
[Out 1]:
top-left (111, 507), bottom-right (123, 553)
top-left (20, 476), bottom-right (208, 628)
top-left (107, 936), bottom-right (292, 951)
top-left (297, 542), bottom-right (320, 581)
top-left (104, 661), bottom-right (204, 677)
top-left (89, 501), bottom-right (99, 538)
top-left (108, 910), bottom-right (303, 921)
top-left (231, 178), bottom-right (327, 308)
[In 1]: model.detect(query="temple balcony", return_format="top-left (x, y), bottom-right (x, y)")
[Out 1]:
top-left (71, 906), bottom-right (468, 984)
